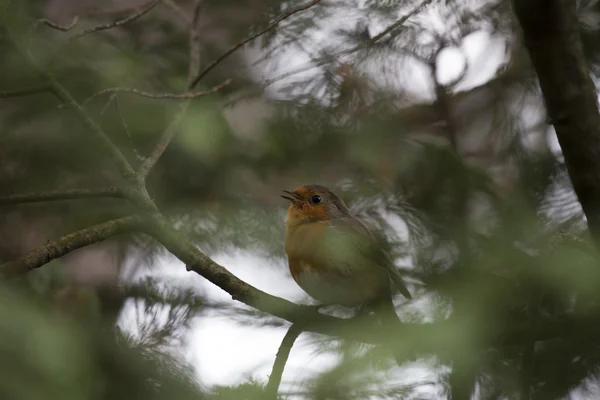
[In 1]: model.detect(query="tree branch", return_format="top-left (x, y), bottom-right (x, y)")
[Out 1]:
top-left (81, 79), bottom-right (232, 107)
top-left (41, 69), bottom-right (137, 180)
top-left (0, 188), bottom-right (123, 205)
top-left (188, 0), bottom-right (323, 90)
top-left (136, 0), bottom-right (205, 180)
top-left (0, 216), bottom-right (141, 278)
top-left (142, 212), bottom-right (600, 354)
top-left (35, 16), bottom-right (79, 32)
top-left (67, 0), bottom-right (162, 42)
top-left (80, 1), bottom-right (165, 18)
top-left (265, 324), bottom-right (303, 399)
top-left (513, 0), bottom-right (600, 243)
top-left (0, 86), bottom-right (51, 98)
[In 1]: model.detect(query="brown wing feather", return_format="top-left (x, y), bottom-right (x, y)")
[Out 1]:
top-left (327, 217), bottom-right (412, 299)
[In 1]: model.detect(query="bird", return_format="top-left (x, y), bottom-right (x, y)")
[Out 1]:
top-left (281, 184), bottom-right (412, 360)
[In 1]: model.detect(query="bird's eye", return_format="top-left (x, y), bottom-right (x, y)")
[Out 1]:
top-left (311, 195), bottom-right (322, 204)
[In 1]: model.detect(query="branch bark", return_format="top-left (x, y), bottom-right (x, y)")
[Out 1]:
top-left (81, 79), bottom-right (231, 107)
top-left (513, 0), bottom-right (600, 243)
top-left (0, 188), bottom-right (123, 205)
top-left (67, 0), bottom-right (162, 42)
top-left (43, 70), bottom-right (138, 181)
top-left (0, 86), bottom-right (50, 98)
top-left (0, 216), bottom-right (141, 278)
top-left (265, 324), bottom-right (303, 399)
top-left (137, 0), bottom-right (207, 180)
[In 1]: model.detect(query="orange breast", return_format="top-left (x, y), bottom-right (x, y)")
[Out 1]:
top-left (285, 221), bottom-right (330, 279)
top-left (284, 221), bottom-right (327, 256)
top-left (288, 256), bottom-right (319, 281)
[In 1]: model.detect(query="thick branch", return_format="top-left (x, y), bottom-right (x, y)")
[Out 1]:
top-left (188, 0), bottom-right (323, 90)
top-left (0, 187), bottom-right (123, 205)
top-left (265, 324), bottom-right (303, 399)
top-left (143, 213), bottom-right (600, 353)
top-left (0, 86), bottom-right (50, 98)
top-left (0, 216), bottom-right (141, 278)
top-left (513, 0), bottom-right (600, 242)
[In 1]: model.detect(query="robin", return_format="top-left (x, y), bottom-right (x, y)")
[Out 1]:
top-left (281, 184), bottom-right (412, 352)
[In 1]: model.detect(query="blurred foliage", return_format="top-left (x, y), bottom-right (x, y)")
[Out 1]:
top-left (2, 0), bottom-right (600, 399)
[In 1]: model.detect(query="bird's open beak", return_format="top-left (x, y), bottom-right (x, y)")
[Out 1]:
top-left (280, 190), bottom-right (303, 205)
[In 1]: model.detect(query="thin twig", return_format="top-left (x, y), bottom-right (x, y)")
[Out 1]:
top-left (163, 0), bottom-right (192, 26)
top-left (9, 12), bottom-right (151, 199)
top-left (136, 0), bottom-right (205, 180)
top-left (0, 216), bottom-right (141, 278)
top-left (187, 0), bottom-right (204, 89)
top-left (100, 93), bottom-right (118, 115)
top-left (29, 0), bottom-right (165, 41)
top-left (369, 0), bottom-right (434, 43)
top-left (138, 101), bottom-right (190, 178)
top-left (0, 188), bottom-right (123, 205)
top-left (188, 0), bottom-right (323, 90)
top-left (265, 324), bottom-right (303, 399)
top-left (0, 86), bottom-right (51, 98)
top-left (43, 70), bottom-right (137, 179)
top-left (135, 0), bottom-right (321, 178)
top-left (81, 79), bottom-right (232, 107)
top-left (80, 1), bottom-right (163, 17)
top-left (226, 0), bottom-right (434, 106)
top-left (35, 16), bottom-right (80, 32)
top-left (67, 0), bottom-right (162, 42)
top-left (114, 95), bottom-right (143, 162)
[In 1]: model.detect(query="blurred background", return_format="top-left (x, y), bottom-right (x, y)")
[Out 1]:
top-left (1, 0), bottom-right (600, 399)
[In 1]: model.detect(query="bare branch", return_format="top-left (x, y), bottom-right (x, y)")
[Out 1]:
top-left (139, 102), bottom-right (190, 179)
top-left (143, 212), bottom-right (600, 353)
top-left (136, 0), bottom-right (208, 180)
top-left (187, 0), bottom-right (204, 89)
top-left (43, 71), bottom-right (137, 180)
top-left (81, 79), bottom-right (232, 107)
top-left (0, 216), bottom-right (141, 278)
top-left (0, 188), bottom-right (123, 205)
top-left (188, 0), bottom-right (323, 90)
top-left (67, 0), bottom-right (162, 42)
top-left (100, 93), bottom-right (118, 115)
top-left (31, 0), bottom-right (167, 38)
top-left (162, 0), bottom-right (192, 26)
top-left (113, 95), bottom-right (143, 162)
top-left (80, 2), bottom-right (164, 18)
top-left (0, 86), bottom-right (50, 98)
top-left (35, 16), bottom-right (79, 32)
top-left (265, 324), bottom-right (303, 399)
top-left (136, 79), bottom-right (231, 177)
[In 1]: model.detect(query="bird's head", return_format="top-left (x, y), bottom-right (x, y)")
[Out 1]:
top-left (281, 184), bottom-right (350, 225)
